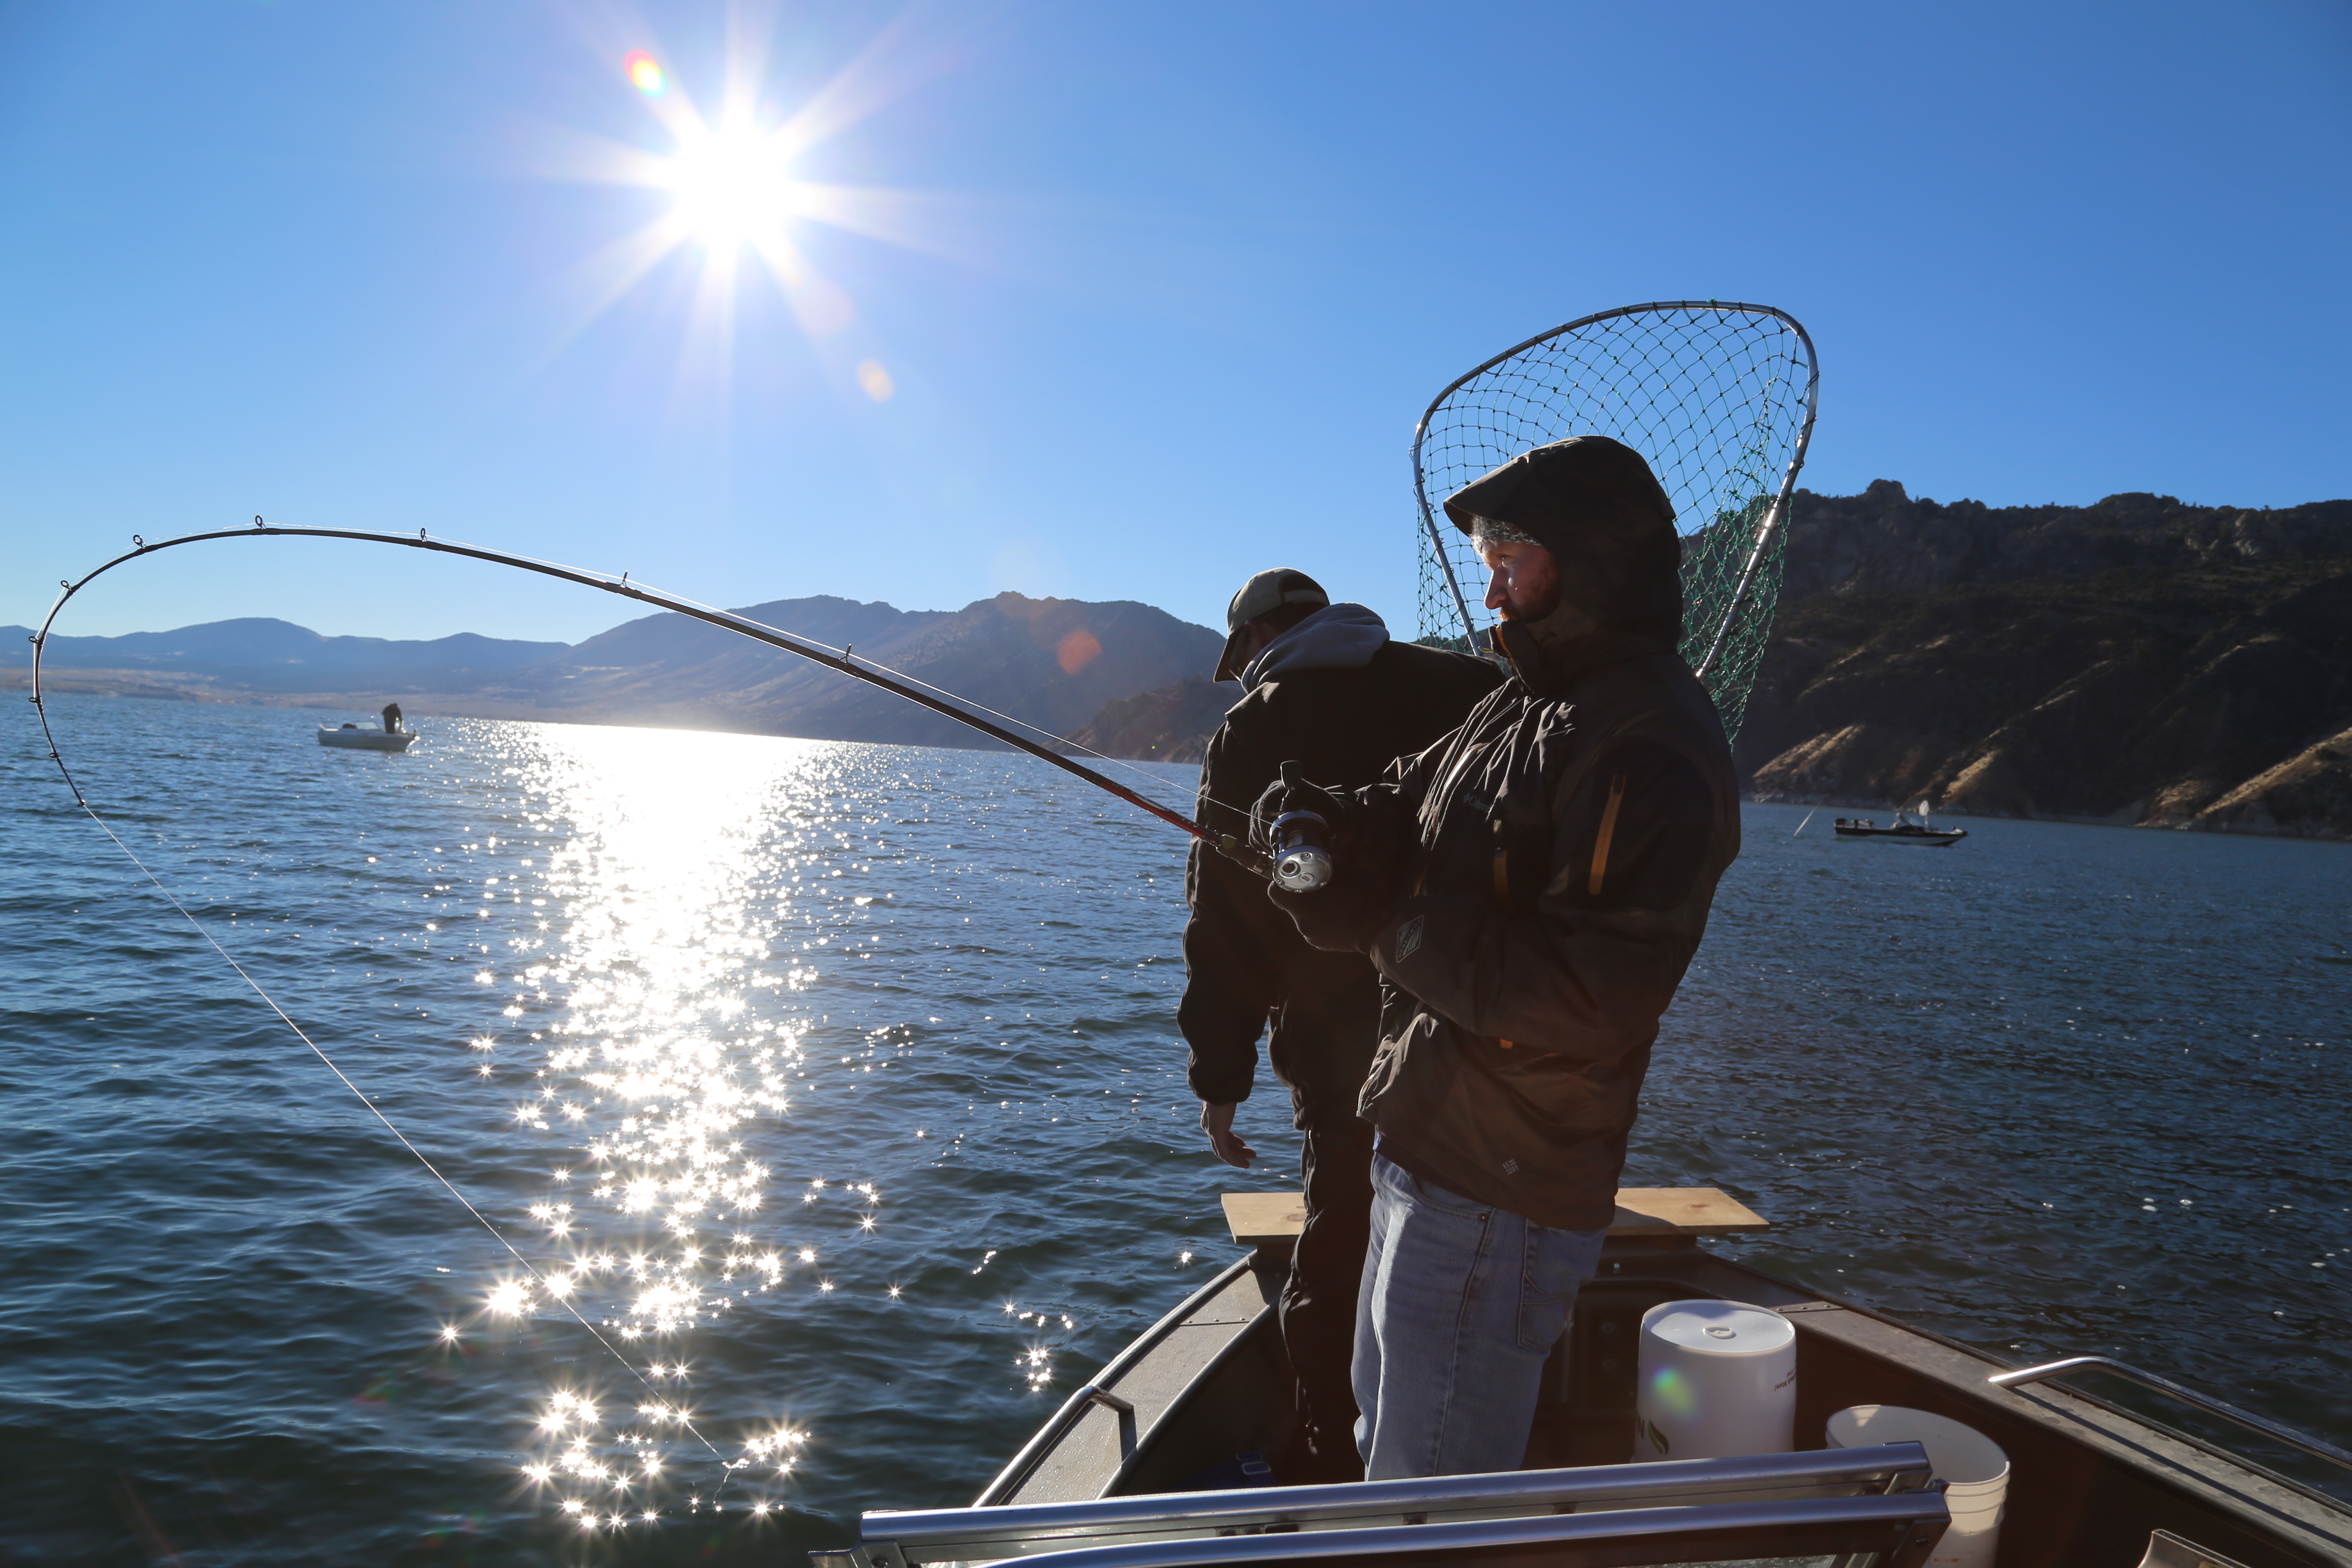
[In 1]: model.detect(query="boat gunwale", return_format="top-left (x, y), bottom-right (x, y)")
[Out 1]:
top-left (975, 1257), bottom-right (1258, 1508)
top-left (1099, 1292), bottom-right (1281, 1497)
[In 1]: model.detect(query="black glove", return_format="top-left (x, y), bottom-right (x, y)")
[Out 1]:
top-left (1248, 765), bottom-right (1357, 857)
top-left (1253, 764), bottom-right (1395, 953)
top-left (1267, 873), bottom-right (1392, 953)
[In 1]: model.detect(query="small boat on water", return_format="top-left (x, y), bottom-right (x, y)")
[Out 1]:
top-left (1836, 804), bottom-right (1967, 848)
top-left (316, 702), bottom-right (417, 751)
top-left (817, 1192), bottom-right (2352, 1568)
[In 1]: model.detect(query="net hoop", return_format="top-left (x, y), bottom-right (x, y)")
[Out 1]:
top-left (1411, 300), bottom-right (1819, 738)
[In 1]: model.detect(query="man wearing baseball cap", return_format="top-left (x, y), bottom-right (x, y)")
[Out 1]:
top-left (1181, 566), bottom-right (1498, 1482)
top-left (1258, 436), bottom-right (1742, 1479)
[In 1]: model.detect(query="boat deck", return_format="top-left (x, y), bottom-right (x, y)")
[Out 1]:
top-left (973, 1200), bottom-right (2352, 1568)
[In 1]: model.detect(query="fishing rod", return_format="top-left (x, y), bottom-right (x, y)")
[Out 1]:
top-left (31, 518), bottom-right (1284, 873)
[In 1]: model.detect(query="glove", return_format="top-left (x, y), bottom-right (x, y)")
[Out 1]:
top-left (1248, 764), bottom-right (1357, 856)
top-left (1253, 763), bottom-right (1396, 953)
top-left (1268, 873), bottom-right (1392, 953)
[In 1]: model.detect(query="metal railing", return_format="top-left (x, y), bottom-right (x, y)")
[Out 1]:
top-left (1989, 1355), bottom-right (2352, 1473)
top-left (818, 1444), bottom-right (1940, 1568)
top-left (848, 1493), bottom-right (1948, 1568)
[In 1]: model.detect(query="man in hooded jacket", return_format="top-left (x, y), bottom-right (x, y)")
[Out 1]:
top-left (1182, 567), bottom-right (1499, 1481)
top-left (1259, 436), bottom-right (1742, 1480)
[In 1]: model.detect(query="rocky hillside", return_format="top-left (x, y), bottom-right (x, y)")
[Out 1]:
top-left (1062, 676), bottom-right (1240, 765)
top-left (1743, 484), bottom-right (2352, 838)
top-left (515, 592), bottom-right (1221, 748)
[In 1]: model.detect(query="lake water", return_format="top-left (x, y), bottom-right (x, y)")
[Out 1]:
top-left (1, 695), bottom-right (2345, 1565)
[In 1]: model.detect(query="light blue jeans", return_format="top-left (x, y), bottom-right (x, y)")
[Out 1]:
top-left (1351, 1151), bottom-right (1608, 1479)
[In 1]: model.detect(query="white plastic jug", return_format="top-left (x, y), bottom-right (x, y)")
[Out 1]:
top-left (1632, 1299), bottom-right (1796, 1461)
top-left (1828, 1405), bottom-right (2009, 1568)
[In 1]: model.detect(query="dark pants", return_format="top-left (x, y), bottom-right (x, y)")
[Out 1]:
top-left (1280, 1112), bottom-right (1375, 1476)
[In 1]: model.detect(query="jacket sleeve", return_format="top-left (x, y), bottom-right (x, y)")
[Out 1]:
top-left (1364, 736), bottom-right (1719, 1060)
top-left (1178, 723), bottom-right (1284, 1103)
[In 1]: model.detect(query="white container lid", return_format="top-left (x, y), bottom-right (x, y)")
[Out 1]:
top-left (1828, 1405), bottom-right (2009, 1487)
top-left (1641, 1299), bottom-right (1795, 1358)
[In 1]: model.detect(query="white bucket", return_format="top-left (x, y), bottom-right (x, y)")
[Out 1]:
top-left (1828, 1405), bottom-right (2009, 1568)
top-left (1632, 1299), bottom-right (1796, 1461)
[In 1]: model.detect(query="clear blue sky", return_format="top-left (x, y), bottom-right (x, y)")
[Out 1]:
top-left (4, 1), bottom-right (2347, 645)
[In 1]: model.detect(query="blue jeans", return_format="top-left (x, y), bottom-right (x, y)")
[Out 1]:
top-left (1351, 1151), bottom-right (1607, 1479)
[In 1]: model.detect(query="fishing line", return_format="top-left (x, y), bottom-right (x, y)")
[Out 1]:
top-left (44, 793), bottom-right (741, 1485)
top-left (26, 518), bottom-right (1277, 1516)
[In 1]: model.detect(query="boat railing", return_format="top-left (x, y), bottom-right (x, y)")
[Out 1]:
top-left (1990, 1355), bottom-right (2352, 1472)
top-left (815, 1442), bottom-right (1946, 1568)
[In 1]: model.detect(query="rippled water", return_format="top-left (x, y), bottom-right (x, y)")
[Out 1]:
top-left (1, 695), bottom-right (2345, 1565)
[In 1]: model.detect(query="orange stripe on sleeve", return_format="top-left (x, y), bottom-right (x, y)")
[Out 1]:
top-left (1588, 772), bottom-right (1627, 896)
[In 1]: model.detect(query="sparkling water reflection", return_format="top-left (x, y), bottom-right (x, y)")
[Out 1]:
top-left (0, 696), bottom-right (2345, 1565)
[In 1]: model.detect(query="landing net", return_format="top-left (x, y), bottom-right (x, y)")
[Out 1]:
top-left (1412, 301), bottom-right (1819, 740)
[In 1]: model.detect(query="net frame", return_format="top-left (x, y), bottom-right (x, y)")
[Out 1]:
top-left (1412, 300), bottom-right (1819, 738)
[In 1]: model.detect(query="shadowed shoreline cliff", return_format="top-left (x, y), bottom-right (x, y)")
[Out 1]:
top-left (1741, 483), bottom-right (2352, 839)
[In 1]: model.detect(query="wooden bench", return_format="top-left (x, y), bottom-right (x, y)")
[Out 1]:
top-left (1220, 1187), bottom-right (1767, 1250)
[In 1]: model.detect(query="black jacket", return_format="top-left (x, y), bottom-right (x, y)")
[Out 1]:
top-left (1350, 608), bottom-right (1742, 1231)
top-left (1181, 639), bottom-right (1501, 1124)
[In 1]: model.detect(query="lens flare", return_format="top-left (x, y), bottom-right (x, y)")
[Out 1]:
top-left (624, 51), bottom-right (665, 96)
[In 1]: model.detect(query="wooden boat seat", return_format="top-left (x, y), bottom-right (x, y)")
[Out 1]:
top-left (1220, 1186), bottom-right (1767, 1250)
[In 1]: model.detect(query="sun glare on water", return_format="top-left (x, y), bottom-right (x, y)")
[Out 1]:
top-left (430, 726), bottom-right (1080, 1529)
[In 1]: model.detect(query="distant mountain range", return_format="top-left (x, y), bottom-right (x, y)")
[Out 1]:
top-left (9, 619), bottom-right (567, 689)
top-left (4, 592), bottom-right (1228, 756)
top-left (12, 481), bottom-right (2350, 838)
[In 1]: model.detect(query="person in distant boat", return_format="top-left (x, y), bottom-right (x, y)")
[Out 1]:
top-left (1258, 437), bottom-right (1741, 1480)
top-left (1181, 567), bottom-right (1500, 1483)
top-left (381, 702), bottom-right (403, 734)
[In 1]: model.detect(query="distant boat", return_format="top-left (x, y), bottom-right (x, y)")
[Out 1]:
top-left (316, 723), bottom-right (417, 752)
top-left (317, 702), bottom-right (417, 752)
top-left (1833, 802), bottom-right (1966, 847)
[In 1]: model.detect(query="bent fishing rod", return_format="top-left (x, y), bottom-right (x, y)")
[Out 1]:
top-left (29, 519), bottom-right (1305, 876)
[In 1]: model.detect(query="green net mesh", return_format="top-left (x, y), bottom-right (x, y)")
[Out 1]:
top-left (1412, 302), bottom-right (1818, 740)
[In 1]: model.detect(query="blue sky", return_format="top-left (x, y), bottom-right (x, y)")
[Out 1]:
top-left (3, 1), bottom-right (2347, 646)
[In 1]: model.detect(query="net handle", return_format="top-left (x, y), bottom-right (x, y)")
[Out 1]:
top-left (1409, 300), bottom-right (1822, 656)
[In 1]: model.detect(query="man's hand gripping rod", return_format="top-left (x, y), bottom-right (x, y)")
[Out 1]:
top-left (1215, 760), bottom-right (1334, 892)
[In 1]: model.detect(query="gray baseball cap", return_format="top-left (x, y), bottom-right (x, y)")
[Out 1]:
top-left (1214, 567), bottom-right (1329, 682)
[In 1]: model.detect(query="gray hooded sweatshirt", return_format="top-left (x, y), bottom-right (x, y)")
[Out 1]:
top-left (1240, 603), bottom-right (1389, 691)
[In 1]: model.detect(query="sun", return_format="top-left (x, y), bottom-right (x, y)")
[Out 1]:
top-left (664, 122), bottom-right (793, 253)
top-left (536, 24), bottom-right (952, 389)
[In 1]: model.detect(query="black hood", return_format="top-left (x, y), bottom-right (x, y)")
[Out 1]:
top-left (1442, 435), bottom-right (1681, 627)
